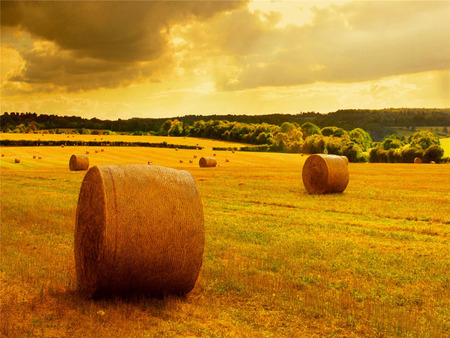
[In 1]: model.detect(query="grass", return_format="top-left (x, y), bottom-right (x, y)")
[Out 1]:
top-left (1, 136), bottom-right (449, 337)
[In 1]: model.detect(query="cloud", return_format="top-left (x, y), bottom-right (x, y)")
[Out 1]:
top-left (177, 1), bottom-right (450, 90)
top-left (1, 0), bottom-right (247, 92)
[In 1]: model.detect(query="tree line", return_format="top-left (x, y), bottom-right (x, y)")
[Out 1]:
top-left (1, 108), bottom-right (449, 141)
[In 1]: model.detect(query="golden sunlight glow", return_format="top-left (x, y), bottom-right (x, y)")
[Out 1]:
top-left (1, 1), bottom-right (448, 118)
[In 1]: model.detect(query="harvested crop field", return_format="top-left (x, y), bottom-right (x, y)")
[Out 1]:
top-left (1, 136), bottom-right (449, 337)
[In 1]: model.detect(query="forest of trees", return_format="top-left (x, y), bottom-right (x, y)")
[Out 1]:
top-left (1, 109), bottom-right (448, 163)
top-left (1, 108), bottom-right (449, 141)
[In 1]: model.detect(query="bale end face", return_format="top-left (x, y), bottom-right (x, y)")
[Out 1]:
top-left (302, 154), bottom-right (349, 194)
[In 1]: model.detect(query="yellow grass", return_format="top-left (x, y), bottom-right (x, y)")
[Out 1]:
top-left (1, 136), bottom-right (449, 337)
top-left (0, 133), bottom-right (247, 151)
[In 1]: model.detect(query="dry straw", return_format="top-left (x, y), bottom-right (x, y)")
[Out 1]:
top-left (199, 157), bottom-right (217, 168)
top-left (341, 156), bottom-right (349, 165)
top-left (70, 154), bottom-right (89, 171)
top-left (74, 164), bottom-right (205, 298)
top-left (414, 157), bottom-right (422, 164)
top-left (302, 154), bottom-right (349, 194)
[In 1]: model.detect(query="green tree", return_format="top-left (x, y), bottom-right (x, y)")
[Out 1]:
top-left (301, 122), bottom-right (321, 139)
top-left (423, 145), bottom-right (444, 163)
top-left (409, 131), bottom-right (439, 150)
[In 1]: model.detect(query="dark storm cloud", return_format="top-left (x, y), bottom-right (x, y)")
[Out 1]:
top-left (1, 0), bottom-right (247, 91)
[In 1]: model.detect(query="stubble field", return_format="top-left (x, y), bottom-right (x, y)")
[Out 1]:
top-left (1, 134), bottom-right (449, 337)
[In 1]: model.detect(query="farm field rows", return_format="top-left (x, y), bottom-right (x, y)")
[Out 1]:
top-left (1, 137), bottom-right (449, 337)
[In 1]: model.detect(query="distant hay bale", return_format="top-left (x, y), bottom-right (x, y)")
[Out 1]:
top-left (101, 149), bottom-right (104, 152)
top-left (38, 156), bottom-right (42, 160)
top-left (199, 157), bottom-right (217, 168)
top-left (175, 148), bottom-right (179, 151)
top-left (414, 157), bottom-right (422, 164)
top-left (61, 145), bottom-right (65, 148)
top-left (15, 158), bottom-right (20, 163)
top-left (341, 156), bottom-right (349, 164)
top-left (226, 158), bottom-right (230, 162)
top-left (213, 153), bottom-right (216, 157)
top-left (86, 151), bottom-right (90, 154)
top-left (302, 154), bottom-right (349, 194)
top-left (232, 150), bottom-right (235, 154)
top-left (1, 154), bottom-right (4, 157)
top-left (194, 154), bottom-right (198, 159)
top-left (179, 159), bottom-right (183, 163)
top-left (189, 159), bottom-right (193, 163)
top-left (70, 154), bottom-right (89, 171)
top-left (74, 164), bottom-right (205, 298)
top-left (95, 150), bottom-right (99, 153)
top-left (33, 155), bottom-right (36, 159)
top-left (430, 161), bottom-right (435, 164)
top-left (148, 161), bottom-right (152, 165)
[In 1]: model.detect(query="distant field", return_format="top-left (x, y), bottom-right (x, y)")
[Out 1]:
top-left (1, 137), bottom-right (449, 337)
top-left (440, 137), bottom-right (450, 156)
top-left (392, 126), bottom-right (449, 138)
top-left (0, 133), bottom-right (247, 150)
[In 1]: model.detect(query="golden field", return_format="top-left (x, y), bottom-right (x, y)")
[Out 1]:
top-left (1, 134), bottom-right (449, 337)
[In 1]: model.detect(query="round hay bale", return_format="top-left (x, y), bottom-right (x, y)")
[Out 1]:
top-left (38, 156), bottom-right (42, 160)
top-left (226, 158), bottom-right (230, 163)
top-left (179, 159), bottom-right (183, 163)
top-left (86, 151), bottom-right (90, 155)
top-left (70, 154), bottom-right (89, 171)
top-left (74, 164), bottom-right (204, 298)
top-left (194, 154), bottom-right (198, 159)
top-left (213, 153), bottom-right (216, 157)
top-left (15, 158), bottom-right (20, 163)
top-left (95, 150), bottom-right (99, 153)
top-left (302, 154), bottom-right (349, 194)
top-left (175, 148), bottom-right (179, 151)
top-left (199, 157), bottom-right (217, 168)
top-left (101, 149), bottom-right (104, 152)
top-left (341, 156), bottom-right (349, 165)
top-left (33, 155), bottom-right (36, 159)
top-left (414, 157), bottom-right (422, 164)
top-left (61, 145), bottom-right (65, 148)
top-left (232, 150), bottom-right (235, 154)
top-left (189, 159), bottom-right (193, 163)
top-left (1, 154), bottom-right (5, 157)
top-left (148, 161), bottom-right (152, 165)
top-left (430, 161), bottom-right (435, 164)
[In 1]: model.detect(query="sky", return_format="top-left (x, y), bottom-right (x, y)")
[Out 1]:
top-left (1, 0), bottom-right (449, 120)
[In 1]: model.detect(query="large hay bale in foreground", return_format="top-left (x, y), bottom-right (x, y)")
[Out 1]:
top-left (199, 157), bottom-right (217, 168)
top-left (69, 154), bottom-right (89, 171)
top-left (414, 157), bottom-right (422, 164)
top-left (302, 154), bottom-right (349, 194)
top-left (75, 164), bottom-right (205, 298)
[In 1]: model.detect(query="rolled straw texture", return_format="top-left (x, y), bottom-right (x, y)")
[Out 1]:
top-left (199, 157), bottom-right (217, 168)
top-left (302, 154), bottom-right (349, 194)
top-left (341, 156), bottom-right (349, 165)
top-left (414, 157), bottom-right (422, 164)
top-left (75, 164), bottom-right (205, 298)
top-left (70, 154), bottom-right (89, 171)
